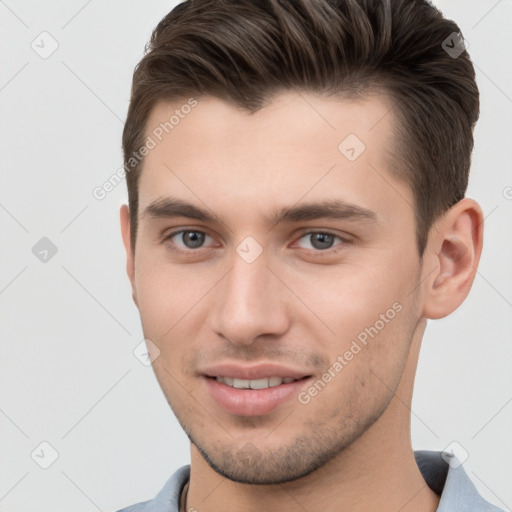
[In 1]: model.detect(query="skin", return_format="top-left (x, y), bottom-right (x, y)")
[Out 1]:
top-left (120, 91), bottom-right (483, 512)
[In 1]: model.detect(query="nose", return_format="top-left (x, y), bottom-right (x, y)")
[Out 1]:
top-left (208, 249), bottom-right (290, 346)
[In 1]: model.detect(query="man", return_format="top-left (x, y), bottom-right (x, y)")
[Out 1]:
top-left (117, 0), bottom-right (503, 510)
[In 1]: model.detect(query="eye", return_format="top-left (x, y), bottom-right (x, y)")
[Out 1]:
top-left (164, 229), bottom-right (348, 255)
top-left (295, 231), bottom-right (345, 251)
top-left (165, 230), bottom-right (214, 251)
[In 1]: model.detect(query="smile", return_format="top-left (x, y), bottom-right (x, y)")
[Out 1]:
top-left (215, 376), bottom-right (300, 389)
top-left (204, 375), bottom-right (312, 416)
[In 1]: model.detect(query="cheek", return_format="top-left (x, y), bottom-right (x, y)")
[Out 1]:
top-left (133, 259), bottom-right (219, 388)
top-left (299, 299), bottom-right (414, 423)
top-left (133, 254), bottom-right (215, 338)
top-left (287, 258), bottom-right (415, 347)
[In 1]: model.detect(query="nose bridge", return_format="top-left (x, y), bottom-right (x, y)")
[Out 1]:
top-left (209, 245), bottom-right (288, 345)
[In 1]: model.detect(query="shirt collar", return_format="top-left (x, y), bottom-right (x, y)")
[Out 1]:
top-left (140, 450), bottom-right (503, 512)
top-left (415, 450), bottom-right (503, 511)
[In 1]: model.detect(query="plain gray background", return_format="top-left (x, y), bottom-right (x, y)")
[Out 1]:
top-left (1, 1), bottom-right (511, 511)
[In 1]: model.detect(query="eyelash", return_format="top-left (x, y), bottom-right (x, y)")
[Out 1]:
top-left (163, 229), bottom-right (349, 256)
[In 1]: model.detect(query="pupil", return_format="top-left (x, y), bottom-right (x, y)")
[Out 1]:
top-left (311, 233), bottom-right (333, 250)
top-left (183, 231), bottom-right (204, 248)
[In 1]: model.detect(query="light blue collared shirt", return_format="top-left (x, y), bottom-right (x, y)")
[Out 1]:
top-left (116, 450), bottom-right (505, 512)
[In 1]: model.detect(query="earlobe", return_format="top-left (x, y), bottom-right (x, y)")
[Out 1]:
top-left (421, 198), bottom-right (483, 319)
top-left (120, 204), bottom-right (138, 308)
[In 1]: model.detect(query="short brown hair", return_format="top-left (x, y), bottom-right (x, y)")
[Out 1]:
top-left (122, 0), bottom-right (479, 255)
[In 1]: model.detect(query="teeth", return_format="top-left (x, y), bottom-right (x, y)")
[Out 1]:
top-left (215, 376), bottom-right (299, 389)
top-left (268, 376), bottom-right (283, 387)
top-left (247, 378), bottom-right (268, 390)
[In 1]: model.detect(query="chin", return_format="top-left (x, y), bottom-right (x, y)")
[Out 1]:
top-left (189, 432), bottom-right (353, 485)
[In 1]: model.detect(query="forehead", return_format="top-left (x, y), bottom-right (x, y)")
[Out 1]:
top-left (144, 91), bottom-right (394, 157)
top-left (137, 91), bottom-right (412, 228)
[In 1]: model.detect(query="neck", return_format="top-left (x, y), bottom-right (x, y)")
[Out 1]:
top-left (186, 319), bottom-right (440, 512)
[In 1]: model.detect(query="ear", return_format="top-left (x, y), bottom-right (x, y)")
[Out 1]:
top-left (421, 198), bottom-right (484, 319)
top-left (120, 204), bottom-right (138, 308)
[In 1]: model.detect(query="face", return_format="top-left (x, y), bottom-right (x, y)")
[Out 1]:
top-left (124, 91), bottom-right (425, 484)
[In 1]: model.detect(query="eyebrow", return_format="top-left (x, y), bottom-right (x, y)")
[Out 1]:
top-left (142, 197), bottom-right (377, 227)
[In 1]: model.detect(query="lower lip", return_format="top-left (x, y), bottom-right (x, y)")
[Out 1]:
top-left (204, 377), bottom-right (311, 416)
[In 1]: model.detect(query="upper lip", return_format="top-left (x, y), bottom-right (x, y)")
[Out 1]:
top-left (201, 362), bottom-right (312, 380)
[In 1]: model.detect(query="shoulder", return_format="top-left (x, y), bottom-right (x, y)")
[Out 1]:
top-left (116, 503), bottom-right (147, 512)
top-left (115, 465), bottom-right (190, 512)
top-left (414, 450), bottom-right (505, 512)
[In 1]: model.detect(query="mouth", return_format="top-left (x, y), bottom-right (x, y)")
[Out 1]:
top-left (202, 372), bottom-right (312, 416)
top-left (212, 375), bottom-right (305, 389)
